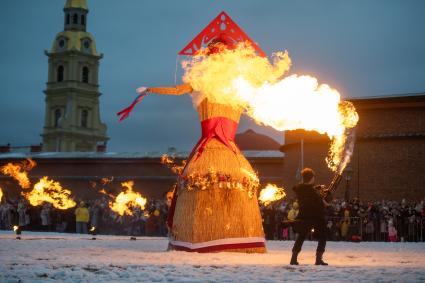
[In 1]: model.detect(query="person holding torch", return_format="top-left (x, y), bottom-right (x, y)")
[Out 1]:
top-left (290, 168), bottom-right (329, 265)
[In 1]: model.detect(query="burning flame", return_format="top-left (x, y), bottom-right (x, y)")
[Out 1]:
top-left (101, 177), bottom-right (114, 185)
top-left (0, 187), bottom-right (3, 202)
top-left (258, 184), bottom-right (286, 206)
top-left (182, 43), bottom-right (359, 171)
top-left (241, 168), bottom-right (259, 183)
top-left (24, 176), bottom-right (76, 209)
top-left (13, 225), bottom-right (18, 232)
top-left (1, 159), bottom-right (36, 189)
top-left (109, 181), bottom-right (147, 216)
top-left (90, 226), bottom-right (96, 232)
top-left (160, 154), bottom-right (186, 175)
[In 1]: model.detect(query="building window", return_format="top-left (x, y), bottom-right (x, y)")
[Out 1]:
top-left (58, 39), bottom-right (65, 48)
top-left (57, 65), bottom-right (64, 82)
top-left (83, 40), bottom-right (90, 49)
top-left (73, 13), bottom-right (78, 24)
top-left (66, 14), bottom-right (70, 25)
top-left (81, 110), bottom-right (88, 128)
top-left (81, 15), bottom-right (85, 25)
top-left (82, 67), bottom-right (89, 83)
top-left (54, 109), bottom-right (61, 127)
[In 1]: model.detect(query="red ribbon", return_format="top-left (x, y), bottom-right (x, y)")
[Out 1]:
top-left (116, 93), bottom-right (148, 122)
top-left (167, 116), bottom-right (239, 230)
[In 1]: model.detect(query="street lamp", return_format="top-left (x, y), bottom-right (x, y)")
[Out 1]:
top-left (344, 166), bottom-right (353, 201)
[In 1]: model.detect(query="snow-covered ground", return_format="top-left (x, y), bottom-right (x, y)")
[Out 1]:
top-left (1, 231), bottom-right (424, 282)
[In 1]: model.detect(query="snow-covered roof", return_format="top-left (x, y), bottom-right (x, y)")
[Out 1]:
top-left (0, 150), bottom-right (283, 159)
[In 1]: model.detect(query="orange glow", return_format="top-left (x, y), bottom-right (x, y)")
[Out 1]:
top-left (101, 177), bottom-right (113, 185)
top-left (109, 181), bottom-right (147, 216)
top-left (183, 44), bottom-right (358, 171)
top-left (24, 176), bottom-right (76, 209)
top-left (258, 184), bottom-right (286, 206)
top-left (0, 187), bottom-right (3, 202)
top-left (160, 154), bottom-right (186, 175)
top-left (1, 159), bottom-right (36, 189)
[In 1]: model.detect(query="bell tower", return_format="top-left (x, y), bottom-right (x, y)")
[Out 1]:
top-left (42, 0), bottom-right (108, 152)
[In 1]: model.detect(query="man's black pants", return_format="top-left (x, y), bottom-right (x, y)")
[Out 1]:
top-left (292, 218), bottom-right (326, 255)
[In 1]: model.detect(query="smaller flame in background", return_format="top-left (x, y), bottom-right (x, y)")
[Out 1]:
top-left (101, 177), bottom-right (114, 186)
top-left (160, 154), bottom-right (186, 175)
top-left (13, 225), bottom-right (18, 232)
top-left (0, 187), bottom-right (3, 202)
top-left (25, 177), bottom-right (76, 209)
top-left (0, 159), bottom-right (76, 209)
top-left (90, 226), bottom-right (96, 232)
top-left (258, 184), bottom-right (286, 206)
top-left (1, 159), bottom-right (36, 189)
top-left (99, 188), bottom-right (115, 199)
top-left (109, 181), bottom-right (147, 216)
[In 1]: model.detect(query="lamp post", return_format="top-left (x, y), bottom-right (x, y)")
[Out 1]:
top-left (344, 166), bottom-right (353, 201)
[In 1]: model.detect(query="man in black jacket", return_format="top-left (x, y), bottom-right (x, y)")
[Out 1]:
top-left (290, 168), bottom-right (328, 265)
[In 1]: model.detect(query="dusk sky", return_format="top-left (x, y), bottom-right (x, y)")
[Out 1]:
top-left (1, 0), bottom-right (424, 152)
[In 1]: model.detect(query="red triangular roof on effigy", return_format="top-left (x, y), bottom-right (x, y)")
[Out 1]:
top-left (178, 11), bottom-right (266, 57)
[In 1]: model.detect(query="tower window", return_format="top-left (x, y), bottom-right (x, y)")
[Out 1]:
top-left (81, 15), bottom-right (85, 25)
top-left (57, 65), bottom-right (64, 82)
top-left (81, 110), bottom-right (88, 128)
top-left (66, 14), bottom-right (70, 25)
top-left (58, 39), bottom-right (65, 48)
top-left (54, 109), bottom-right (61, 127)
top-left (83, 40), bottom-right (90, 49)
top-left (82, 67), bottom-right (89, 83)
top-left (73, 13), bottom-right (78, 24)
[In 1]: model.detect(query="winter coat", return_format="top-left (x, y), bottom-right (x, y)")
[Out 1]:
top-left (340, 210), bottom-right (350, 237)
top-left (17, 203), bottom-right (27, 226)
top-left (40, 206), bottom-right (51, 226)
top-left (287, 208), bottom-right (299, 221)
top-left (292, 183), bottom-right (325, 220)
top-left (75, 207), bottom-right (89, 223)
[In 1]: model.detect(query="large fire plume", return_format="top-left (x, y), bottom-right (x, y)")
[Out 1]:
top-left (1, 159), bottom-right (76, 209)
top-left (24, 176), bottom-right (76, 209)
top-left (109, 181), bottom-right (147, 216)
top-left (183, 43), bottom-right (359, 172)
top-left (1, 159), bottom-right (36, 189)
top-left (258, 184), bottom-right (286, 206)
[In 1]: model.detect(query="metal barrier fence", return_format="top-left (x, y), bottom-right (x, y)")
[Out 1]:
top-left (272, 216), bottom-right (424, 242)
top-left (323, 216), bottom-right (423, 242)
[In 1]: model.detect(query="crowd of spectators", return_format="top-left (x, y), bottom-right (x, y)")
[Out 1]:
top-left (1, 195), bottom-right (424, 242)
top-left (0, 197), bottom-right (169, 237)
top-left (261, 197), bottom-right (425, 242)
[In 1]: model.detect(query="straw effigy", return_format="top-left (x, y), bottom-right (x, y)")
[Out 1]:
top-left (170, 98), bottom-right (266, 253)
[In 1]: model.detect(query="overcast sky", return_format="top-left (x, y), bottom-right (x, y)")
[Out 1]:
top-left (1, 0), bottom-right (424, 152)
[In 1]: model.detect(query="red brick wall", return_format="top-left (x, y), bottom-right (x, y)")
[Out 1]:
top-left (282, 95), bottom-right (425, 201)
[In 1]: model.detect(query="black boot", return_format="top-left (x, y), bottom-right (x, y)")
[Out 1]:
top-left (290, 252), bottom-right (299, 265)
top-left (315, 252), bottom-right (328, 265)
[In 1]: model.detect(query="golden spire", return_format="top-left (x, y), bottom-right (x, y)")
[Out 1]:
top-left (64, 0), bottom-right (88, 10)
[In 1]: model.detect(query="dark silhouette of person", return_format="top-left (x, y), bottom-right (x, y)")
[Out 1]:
top-left (290, 168), bottom-right (328, 265)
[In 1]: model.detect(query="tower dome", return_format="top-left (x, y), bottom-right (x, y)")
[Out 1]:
top-left (65, 0), bottom-right (88, 10)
